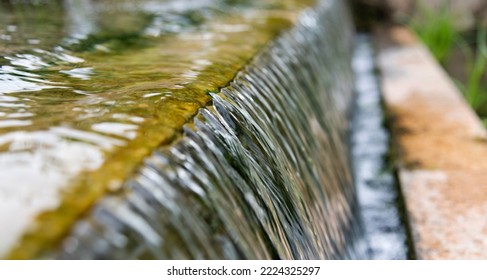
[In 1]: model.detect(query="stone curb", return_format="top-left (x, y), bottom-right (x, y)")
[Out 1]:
top-left (376, 26), bottom-right (487, 259)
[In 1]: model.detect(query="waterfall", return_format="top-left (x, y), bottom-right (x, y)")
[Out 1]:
top-left (54, 0), bottom-right (364, 259)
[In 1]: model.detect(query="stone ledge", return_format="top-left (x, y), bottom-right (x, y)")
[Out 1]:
top-left (376, 26), bottom-right (487, 259)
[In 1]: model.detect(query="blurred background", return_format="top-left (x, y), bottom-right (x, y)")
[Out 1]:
top-left (355, 0), bottom-right (487, 124)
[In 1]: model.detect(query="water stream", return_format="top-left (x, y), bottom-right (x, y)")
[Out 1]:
top-left (54, 0), bottom-right (364, 259)
top-left (0, 0), bottom-right (390, 259)
top-left (352, 35), bottom-right (409, 259)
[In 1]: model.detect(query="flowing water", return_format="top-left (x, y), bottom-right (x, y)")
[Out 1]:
top-left (1, 0), bottom-right (367, 259)
top-left (352, 36), bottom-right (409, 259)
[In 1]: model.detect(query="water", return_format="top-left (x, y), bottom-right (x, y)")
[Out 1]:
top-left (1, 0), bottom-right (367, 259)
top-left (351, 35), bottom-right (409, 259)
top-left (0, 0), bottom-right (314, 258)
top-left (56, 0), bottom-right (363, 259)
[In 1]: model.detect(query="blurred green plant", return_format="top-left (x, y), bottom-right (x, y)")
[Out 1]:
top-left (411, 2), bottom-right (459, 64)
top-left (411, 1), bottom-right (487, 120)
top-left (450, 28), bottom-right (487, 115)
top-left (462, 29), bottom-right (487, 111)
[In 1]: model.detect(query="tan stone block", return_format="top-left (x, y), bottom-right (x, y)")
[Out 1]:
top-left (376, 26), bottom-right (487, 259)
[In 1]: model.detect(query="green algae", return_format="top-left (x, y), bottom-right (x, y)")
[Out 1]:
top-left (0, 0), bottom-right (65, 54)
top-left (0, 0), bottom-right (316, 259)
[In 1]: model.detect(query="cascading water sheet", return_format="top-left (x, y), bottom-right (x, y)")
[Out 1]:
top-left (0, 0), bottom-right (363, 259)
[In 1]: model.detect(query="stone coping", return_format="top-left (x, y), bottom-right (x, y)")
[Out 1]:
top-left (376, 26), bottom-right (487, 259)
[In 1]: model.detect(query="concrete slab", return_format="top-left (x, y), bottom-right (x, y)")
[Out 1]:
top-left (376, 26), bottom-right (487, 259)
